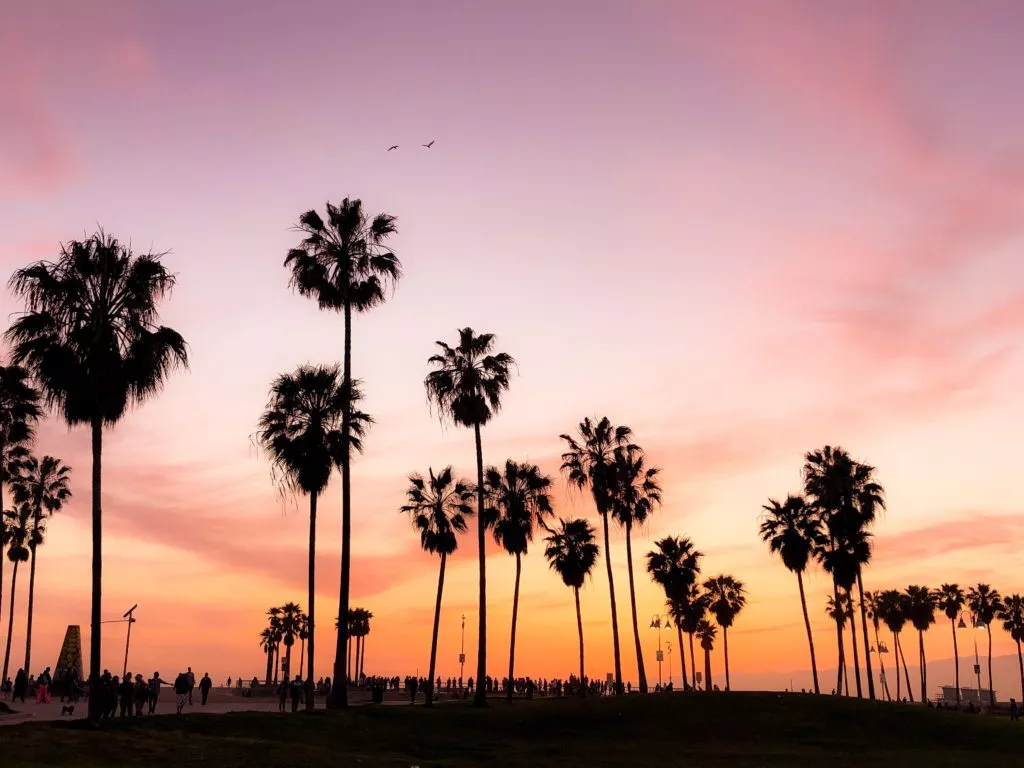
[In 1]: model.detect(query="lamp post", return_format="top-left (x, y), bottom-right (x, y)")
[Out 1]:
top-left (459, 614), bottom-right (466, 690)
top-left (869, 641), bottom-right (891, 701)
top-left (956, 612), bottom-right (986, 706)
top-left (666, 640), bottom-right (673, 690)
top-left (650, 615), bottom-right (670, 689)
top-left (100, 604), bottom-right (138, 678)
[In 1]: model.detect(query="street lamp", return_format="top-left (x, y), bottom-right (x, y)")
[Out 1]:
top-left (649, 615), bottom-right (670, 689)
top-left (666, 640), bottom-right (673, 690)
top-left (869, 642), bottom-right (891, 701)
top-left (459, 614), bottom-right (466, 690)
top-left (101, 604), bottom-right (138, 678)
top-left (956, 612), bottom-right (986, 706)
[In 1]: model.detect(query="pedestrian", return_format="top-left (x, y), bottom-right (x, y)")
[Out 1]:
top-left (134, 675), bottom-right (147, 716)
top-left (173, 671), bottom-right (190, 715)
top-left (118, 673), bottom-right (134, 717)
top-left (277, 678), bottom-right (287, 712)
top-left (186, 666), bottom-right (196, 705)
top-left (13, 669), bottom-right (28, 703)
top-left (289, 677), bottom-right (302, 712)
top-left (36, 667), bottom-right (52, 703)
top-left (148, 672), bottom-right (170, 714)
top-left (199, 673), bottom-right (212, 705)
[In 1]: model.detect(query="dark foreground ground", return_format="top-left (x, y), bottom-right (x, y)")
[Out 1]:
top-left (1, 692), bottom-right (1020, 767)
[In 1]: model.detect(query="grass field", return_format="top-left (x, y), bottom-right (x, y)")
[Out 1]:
top-left (1, 692), bottom-right (1019, 767)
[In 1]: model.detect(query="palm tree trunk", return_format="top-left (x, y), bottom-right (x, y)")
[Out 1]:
top-left (1016, 639), bottom-right (1023, 703)
top-left (507, 552), bottom-right (522, 701)
top-left (265, 648), bottom-right (273, 685)
top-left (893, 631), bottom-right (900, 701)
top-left (574, 586), bottom-right (585, 698)
top-left (898, 633), bottom-right (914, 702)
top-left (274, 646), bottom-right (280, 684)
top-left (23, 542), bottom-right (38, 676)
top-left (796, 571), bottom-right (820, 694)
top-left (918, 630), bottom-right (927, 703)
top-left (950, 618), bottom-right (960, 706)
top-left (299, 636), bottom-right (306, 680)
top-left (623, 522), bottom-right (647, 693)
top-left (330, 300), bottom-right (354, 710)
top-left (832, 582), bottom-right (845, 695)
top-left (426, 553), bottom-right (447, 707)
top-left (347, 636), bottom-right (352, 684)
top-left (842, 651), bottom-right (849, 696)
top-left (688, 632), bottom-right (697, 688)
top-left (2, 561), bottom-right (21, 684)
top-left (599, 510), bottom-right (624, 695)
top-left (703, 645), bottom-right (712, 691)
top-left (87, 417), bottom-right (103, 722)
top-left (360, 633), bottom-right (366, 679)
top-left (472, 422), bottom-right (487, 708)
top-left (848, 602), bottom-right (863, 698)
top-left (983, 626), bottom-right (991, 704)
top-left (723, 626), bottom-right (731, 691)
top-left (354, 636), bottom-right (361, 685)
top-left (856, 572), bottom-right (875, 700)
top-left (872, 621), bottom-right (889, 701)
top-left (676, 624), bottom-right (689, 691)
top-left (305, 491), bottom-right (317, 711)
top-left (285, 643), bottom-right (293, 681)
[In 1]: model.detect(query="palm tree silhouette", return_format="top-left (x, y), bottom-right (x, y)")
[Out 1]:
top-left (267, 607), bottom-right (285, 683)
top-left (695, 618), bottom-right (717, 691)
top-left (560, 417), bottom-right (636, 695)
top-left (826, 591), bottom-right (853, 695)
top-left (401, 466), bottom-right (473, 707)
top-left (905, 585), bottom-right (936, 703)
top-left (544, 518), bottom-right (599, 697)
top-left (485, 460), bottom-right (553, 701)
top-left (759, 495), bottom-right (822, 694)
top-left (349, 608), bottom-right (373, 680)
top-left (611, 445), bottom-right (660, 694)
top-left (678, 584), bottom-right (710, 688)
top-left (803, 446), bottom-right (884, 699)
top-left (5, 232), bottom-right (188, 720)
top-left (997, 594), bottom-right (1024, 702)
top-left (1, 503), bottom-right (31, 684)
top-left (10, 454), bottom-right (71, 676)
top-left (862, 591), bottom-right (891, 701)
top-left (876, 589), bottom-right (913, 702)
top-left (296, 612), bottom-right (309, 681)
top-left (0, 364), bottom-right (42, 635)
top-left (647, 536), bottom-right (702, 691)
top-left (967, 584), bottom-right (1003, 705)
top-left (259, 627), bottom-right (276, 685)
top-left (704, 575), bottom-right (746, 691)
top-left (425, 328), bottom-right (514, 707)
top-left (259, 364), bottom-right (370, 710)
top-left (285, 198), bottom-right (400, 709)
top-left (936, 584), bottom-right (965, 706)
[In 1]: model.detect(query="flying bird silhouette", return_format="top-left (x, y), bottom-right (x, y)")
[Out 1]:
top-left (387, 145), bottom-right (399, 151)
top-left (422, 140), bottom-right (435, 148)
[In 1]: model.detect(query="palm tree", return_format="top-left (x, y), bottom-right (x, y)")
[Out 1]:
top-left (350, 607), bottom-right (374, 681)
top-left (285, 198), bottom-right (400, 709)
top-left (704, 575), bottom-right (746, 691)
top-left (400, 466), bottom-right (474, 707)
top-left (1, 503), bottom-right (31, 684)
top-left (803, 446), bottom-right (884, 700)
top-left (10, 454), bottom-right (71, 676)
top-left (647, 536), bottom-right (702, 692)
top-left (277, 602), bottom-right (304, 682)
top-left (905, 585), bottom-right (936, 703)
top-left (266, 606), bottom-right (284, 684)
top-left (695, 619), bottom-right (717, 691)
top-left (560, 417), bottom-right (636, 695)
top-left (485, 460), bottom-right (553, 701)
top-left (0, 364), bottom-right (42, 636)
top-left (5, 232), bottom-right (188, 720)
top-left (425, 328), bottom-right (514, 707)
top-left (826, 591), bottom-right (853, 695)
top-left (997, 595), bottom-right (1024, 702)
top-left (259, 364), bottom-right (370, 711)
top-left (679, 584), bottom-right (710, 689)
top-left (935, 584), bottom-right (965, 706)
top-left (609, 446), bottom-right (660, 694)
top-left (544, 518), bottom-right (599, 697)
top-left (862, 591), bottom-right (891, 701)
top-left (876, 589), bottom-right (913, 702)
top-left (297, 612), bottom-right (309, 681)
top-left (259, 627), bottom-right (276, 685)
top-left (967, 584), bottom-right (1003, 705)
top-left (759, 495), bottom-right (822, 694)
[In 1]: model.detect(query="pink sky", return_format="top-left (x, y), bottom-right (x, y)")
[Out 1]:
top-left (3, 0), bottom-right (1024, 694)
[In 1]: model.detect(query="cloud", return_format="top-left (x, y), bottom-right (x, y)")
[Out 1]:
top-left (874, 512), bottom-right (1024, 565)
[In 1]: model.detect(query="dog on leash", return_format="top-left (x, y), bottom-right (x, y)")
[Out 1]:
top-left (61, 704), bottom-right (75, 716)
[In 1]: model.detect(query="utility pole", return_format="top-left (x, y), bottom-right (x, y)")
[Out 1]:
top-left (459, 614), bottom-right (466, 689)
top-left (122, 604), bottom-right (138, 678)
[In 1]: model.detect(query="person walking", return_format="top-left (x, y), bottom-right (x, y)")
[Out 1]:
top-left (277, 678), bottom-right (287, 712)
top-left (134, 675), bottom-right (147, 716)
top-left (148, 672), bottom-right (170, 714)
top-left (289, 676), bottom-right (302, 712)
top-left (199, 673), bottom-right (212, 705)
top-left (173, 671), bottom-right (190, 715)
top-left (118, 673), bottom-right (134, 717)
top-left (13, 669), bottom-right (28, 704)
top-left (35, 667), bottom-right (52, 704)
top-left (186, 667), bottom-right (196, 705)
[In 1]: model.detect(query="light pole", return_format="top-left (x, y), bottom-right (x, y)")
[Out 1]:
top-left (869, 641), bottom-right (891, 701)
top-left (459, 614), bottom-right (466, 690)
top-left (666, 640), bottom-right (673, 690)
top-left (957, 612), bottom-right (986, 706)
top-left (101, 604), bottom-right (138, 678)
top-left (650, 615), bottom-right (669, 689)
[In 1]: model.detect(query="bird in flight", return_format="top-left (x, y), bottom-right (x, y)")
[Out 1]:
top-left (387, 145), bottom-right (399, 151)
top-left (422, 140), bottom-right (435, 148)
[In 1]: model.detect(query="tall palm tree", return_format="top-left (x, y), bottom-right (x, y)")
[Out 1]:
top-left (425, 328), bottom-right (514, 707)
top-left (862, 591), bottom-right (891, 701)
top-left (285, 198), bottom-right (400, 709)
top-left (266, 606), bottom-right (284, 684)
top-left (679, 584), bottom-right (709, 689)
top-left (277, 602), bottom-right (304, 682)
top-left (544, 518), bottom-right (599, 697)
top-left (259, 627), bottom-right (276, 685)
top-left (704, 575), bottom-right (746, 691)
top-left (647, 536), bottom-right (702, 692)
top-left (609, 446), bottom-right (660, 694)
top-left (759, 495), bottom-right (822, 694)
top-left (826, 592), bottom-right (853, 695)
top-left (803, 445), bottom-right (884, 700)
top-left (876, 589), bottom-right (913, 702)
top-left (0, 365), bottom-right (42, 635)
top-left (259, 364), bottom-right (369, 710)
top-left (296, 612), bottom-right (309, 681)
top-left (966, 584), bottom-right (1003, 705)
top-left (485, 460), bottom-right (553, 701)
top-left (935, 584), bottom-right (965, 706)
top-left (1, 503), bottom-right (31, 683)
top-left (5, 232), bottom-right (188, 720)
top-left (350, 608), bottom-right (373, 681)
top-left (401, 466), bottom-right (474, 707)
top-left (695, 619), bottom-right (717, 691)
top-left (560, 417), bottom-right (636, 695)
top-left (997, 595), bottom-right (1024, 703)
top-left (10, 454), bottom-right (72, 676)
top-left (905, 585), bottom-right (936, 703)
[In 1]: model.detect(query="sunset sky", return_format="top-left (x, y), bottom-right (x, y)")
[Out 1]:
top-left (3, 0), bottom-right (1024, 694)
